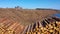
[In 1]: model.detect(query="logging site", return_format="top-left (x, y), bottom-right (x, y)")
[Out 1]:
top-left (0, 8), bottom-right (60, 34)
top-left (0, 0), bottom-right (60, 34)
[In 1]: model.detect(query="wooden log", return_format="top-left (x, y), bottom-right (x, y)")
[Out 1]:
top-left (27, 24), bottom-right (31, 32)
top-left (13, 23), bottom-right (21, 34)
top-left (33, 23), bottom-right (36, 30)
top-left (0, 19), bottom-right (10, 28)
top-left (0, 17), bottom-right (7, 23)
top-left (6, 22), bottom-right (18, 30)
top-left (44, 18), bottom-right (49, 24)
top-left (35, 22), bottom-right (39, 31)
top-left (4, 21), bottom-right (14, 29)
top-left (41, 20), bottom-right (47, 27)
top-left (0, 28), bottom-right (4, 34)
top-left (0, 23), bottom-right (4, 28)
top-left (37, 32), bottom-right (41, 34)
top-left (39, 21), bottom-right (42, 27)
top-left (21, 25), bottom-right (29, 34)
top-left (30, 23), bottom-right (34, 32)
top-left (15, 25), bottom-right (21, 34)
top-left (5, 22), bottom-right (19, 34)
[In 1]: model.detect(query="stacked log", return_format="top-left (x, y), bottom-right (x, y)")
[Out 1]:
top-left (0, 16), bottom-right (60, 34)
top-left (0, 17), bottom-right (25, 34)
top-left (22, 17), bottom-right (60, 34)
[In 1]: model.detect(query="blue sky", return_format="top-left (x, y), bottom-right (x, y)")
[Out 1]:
top-left (0, 0), bottom-right (60, 9)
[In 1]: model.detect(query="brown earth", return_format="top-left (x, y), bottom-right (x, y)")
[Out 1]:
top-left (0, 8), bottom-right (59, 25)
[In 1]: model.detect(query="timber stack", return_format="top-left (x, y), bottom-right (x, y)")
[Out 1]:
top-left (0, 17), bottom-right (24, 34)
top-left (0, 16), bottom-right (60, 34)
top-left (22, 16), bottom-right (60, 34)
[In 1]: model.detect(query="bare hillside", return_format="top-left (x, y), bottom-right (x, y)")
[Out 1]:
top-left (0, 8), bottom-right (58, 25)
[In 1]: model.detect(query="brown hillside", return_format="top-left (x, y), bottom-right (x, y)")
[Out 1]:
top-left (0, 8), bottom-right (58, 25)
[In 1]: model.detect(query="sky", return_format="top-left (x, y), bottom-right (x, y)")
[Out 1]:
top-left (0, 0), bottom-right (60, 10)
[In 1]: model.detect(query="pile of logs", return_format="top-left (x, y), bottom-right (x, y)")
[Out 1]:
top-left (0, 16), bottom-right (60, 34)
top-left (0, 17), bottom-right (24, 34)
top-left (22, 16), bottom-right (60, 34)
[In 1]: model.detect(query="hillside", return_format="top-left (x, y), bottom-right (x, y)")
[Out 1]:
top-left (0, 8), bottom-right (59, 25)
